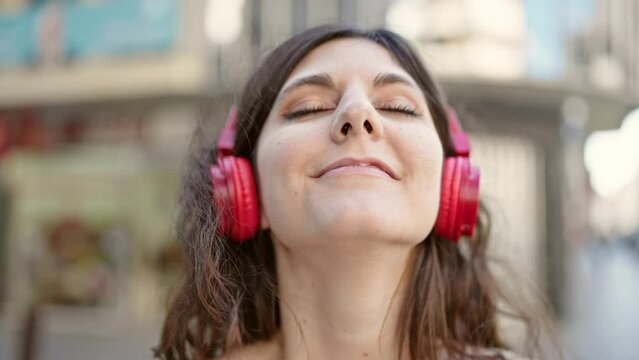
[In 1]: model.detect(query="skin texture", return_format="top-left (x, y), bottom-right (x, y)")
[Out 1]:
top-left (227, 38), bottom-right (444, 360)
top-left (256, 38), bottom-right (443, 249)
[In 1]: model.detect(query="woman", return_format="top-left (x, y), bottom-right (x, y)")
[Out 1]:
top-left (154, 25), bottom-right (553, 360)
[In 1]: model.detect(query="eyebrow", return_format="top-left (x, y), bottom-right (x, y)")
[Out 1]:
top-left (372, 72), bottom-right (416, 88)
top-left (279, 72), bottom-right (335, 98)
top-left (278, 72), bottom-right (418, 98)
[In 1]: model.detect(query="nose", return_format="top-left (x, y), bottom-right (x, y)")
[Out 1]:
top-left (330, 92), bottom-right (384, 143)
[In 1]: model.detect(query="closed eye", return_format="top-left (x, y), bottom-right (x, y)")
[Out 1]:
top-left (283, 104), bottom-right (422, 120)
top-left (283, 105), bottom-right (332, 120)
top-left (378, 104), bottom-right (421, 117)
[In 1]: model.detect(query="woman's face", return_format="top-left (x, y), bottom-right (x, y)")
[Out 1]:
top-left (255, 38), bottom-right (443, 248)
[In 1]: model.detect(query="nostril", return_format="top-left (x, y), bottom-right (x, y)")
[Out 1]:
top-left (341, 123), bottom-right (351, 135)
top-left (363, 120), bottom-right (373, 133)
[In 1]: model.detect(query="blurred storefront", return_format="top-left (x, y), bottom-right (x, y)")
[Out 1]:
top-left (0, 0), bottom-right (638, 359)
top-left (0, 1), bottom-right (211, 358)
top-left (386, 0), bottom-right (637, 317)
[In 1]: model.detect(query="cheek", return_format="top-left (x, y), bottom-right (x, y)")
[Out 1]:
top-left (257, 127), bottom-right (321, 180)
top-left (255, 125), bottom-right (325, 218)
top-left (398, 124), bottom-right (443, 178)
top-left (399, 127), bottom-right (444, 213)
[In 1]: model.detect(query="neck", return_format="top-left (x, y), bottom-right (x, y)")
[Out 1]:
top-left (272, 239), bottom-right (417, 360)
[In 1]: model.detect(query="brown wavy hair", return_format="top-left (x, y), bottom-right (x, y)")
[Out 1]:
top-left (153, 24), bottom-right (555, 359)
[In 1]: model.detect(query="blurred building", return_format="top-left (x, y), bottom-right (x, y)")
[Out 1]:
top-left (0, 0), bottom-right (638, 359)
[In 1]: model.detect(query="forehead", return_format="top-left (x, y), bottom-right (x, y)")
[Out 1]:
top-left (287, 37), bottom-right (410, 80)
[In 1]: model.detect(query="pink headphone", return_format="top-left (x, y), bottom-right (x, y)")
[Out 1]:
top-left (210, 106), bottom-right (480, 243)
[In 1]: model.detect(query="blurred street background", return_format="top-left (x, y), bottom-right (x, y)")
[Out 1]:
top-left (0, 0), bottom-right (638, 359)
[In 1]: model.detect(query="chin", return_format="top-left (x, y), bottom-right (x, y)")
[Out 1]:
top-left (311, 197), bottom-right (433, 244)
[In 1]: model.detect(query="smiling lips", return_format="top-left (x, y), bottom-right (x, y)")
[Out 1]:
top-left (314, 157), bottom-right (399, 180)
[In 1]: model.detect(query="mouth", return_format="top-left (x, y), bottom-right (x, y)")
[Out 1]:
top-left (313, 157), bottom-right (399, 180)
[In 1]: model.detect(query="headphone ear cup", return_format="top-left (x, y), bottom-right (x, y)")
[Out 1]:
top-left (458, 163), bottom-right (480, 237)
top-left (436, 158), bottom-right (454, 240)
top-left (436, 157), bottom-right (462, 241)
top-left (210, 155), bottom-right (260, 242)
top-left (436, 157), bottom-right (480, 242)
top-left (210, 162), bottom-right (234, 235)
top-left (224, 156), bottom-right (260, 242)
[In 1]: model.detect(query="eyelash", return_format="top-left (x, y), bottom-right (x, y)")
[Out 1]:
top-left (283, 104), bottom-right (421, 120)
top-left (283, 105), bottom-right (329, 120)
top-left (383, 104), bottom-right (421, 117)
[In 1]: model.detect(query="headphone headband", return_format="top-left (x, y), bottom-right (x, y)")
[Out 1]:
top-left (447, 109), bottom-right (470, 157)
top-left (217, 105), bottom-right (239, 156)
